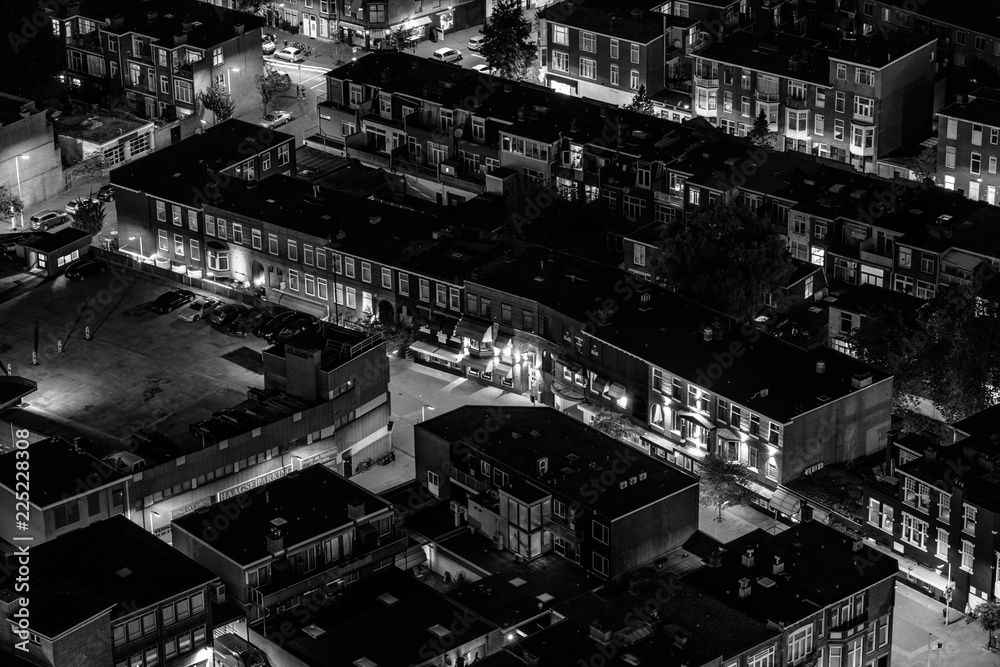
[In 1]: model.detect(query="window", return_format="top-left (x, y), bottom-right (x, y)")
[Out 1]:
top-left (946, 118), bottom-right (958, 140)
top-left (217, 219), bottom-right (227, 240)
top-left (836, 63), bottom-right (847, 80)
top-left (579, 32), bottom-right (595, 53)
top-left (899, 247), bottom-right (912, 268)
top-left (318, 279), bottom-right (328, 300)
top-left (855, 67), bottom-right (874, 86)
top-left (419, 278), bottom-right (430, 302)
top-left (552, 24), bottom-right (568, 46)
top-left (630, 44), bottom-right (639, 64)
top-left (788, 625), bottom-right (813, 662)
top-left (991, 157), bottom-right (997, 174)
top-left (592, 552), bottom-right (609, 576)
top-left (361, 261), bottom-right (371, 283)
top-left (262, 153), bottom-right (271, 171)
top-left (834, 119), bottom-right (844, 141)
top-left (630, 70), bottom-right (639, 91)
top-left (435, 284), bottom-right (447, 307)
top-left (381, 267), bottom-right (392, 289)
top-left (278, 144), bottom-right (290, 166)
top-left (345, 257), bottom-right (355, 278)
top-left (748, 646), bottom-right (775, 667)
top-left (956, 30), bottom-right (966, 46)
top-left (815, 114), bottom-right (824, 135)
top-left (592, 520), bottom-right (609, 544)
top-left (853, 96), bottom-right (873, 119)
top-left (288, 270), bottom-right (299, 291)
top-left (580, 58), bottom-right (596, 80)
top-left (766, 458), bottom-right (778, 480)
top-left (212, 47), bottom-right (223, 67)
top-left (398, 273), bottom-right (409, 296)
top-left (610, 39), bottom-right (618, 58)
top-left (962, 540), bottom-right (974, 572)
top-left (160, 76), bottom-right (169, 94)
top-left (232, 224), bottom-right (243, 244)
top-left (633, 244), bottom-right (646, 267)
top-left (901, 513), bottom-right (928, 548)
top-left (173, 234), bottom-right (185, 257)
top-left (305, 274), bottom-right (315, 296)
top-left (971, 152), bottom-right (982, 175)
top-left (346, 286), bottom-right (356, 308)
top-left (610, 64), bottom-right (619, 85)
top-left (945, 146), bottom-right (956, 169)
top-left (190, 240), bottom-right (200, 262)
top-left (268, 234), bottom-right (278, 255)
top-left (741, 97), bottom-right (751, 117)
top-left (551, 51), bottom-right (568, 72)
top-left (176, 597), bottom-right (190, 620)
top-left (287, 241), bottom-right (298, 261)
top-left (162, 603), bottom-right (174, 626)
top-left (835, 91), bottom-right (846, 114)
top-left (973, 123), bottom-right (984, 146)
top-left (501, 303), bottom-right (512, 325)
top-left (936, 528), bottom-right (949, 559)
top-left (741, 72), bottom-right (750, 89)
top-left (964, 504), bottom-right (977, 533)
top-left (171, 206), bottom-right (182, 227)
top-left (921, 256), bottom-right (935, 274)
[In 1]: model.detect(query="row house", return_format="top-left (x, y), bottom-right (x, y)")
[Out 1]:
top-left (862, 404), bottom-right (1000, 613)
top-left (414, 406), bottom-right (700, 580)
top-left (172, 465), bottom-right (407, 623)
top-left (0, 516), bottom-right (220, 667)
top-left (826, 283), bottom-right (923, 358)
top-left (693, 29), bottom-right (936, 172)
top-left (937, 87), bottom-right (1000, 204)
top-left (53, 0), bottom-right (264, 129)
top-left (338, 0), bottom-right (485, 50)
top-left (111, 119), bottom-right (296, 272)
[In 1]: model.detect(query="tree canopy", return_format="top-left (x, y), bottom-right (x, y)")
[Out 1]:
top-left (0, 183), bottom-right (25, 224)
top-left (621, 85), bottom-right (654, 115)
top-left (649, 203), bottom-right (795, 321)
top-left (71, 200), bottom-right (107, 237)
top-left (255, 68), bottom-right (292, 113)
top-left (848, 285), bottom-right (1000, 426)
top-left (912, 145), bottom-right (938, 184)
top-left (589, 409), bottom-right (640, 444)
top-left (479, 0), bottom-right (536, 80)
top-left (749, 109), bottom-right (778, 149)
top-left (199, 82), bottom-right (235, 124)
top-left (698, 454), bottom-right (756, 522)
top-left (967, 601), bottom-right (1000, 650)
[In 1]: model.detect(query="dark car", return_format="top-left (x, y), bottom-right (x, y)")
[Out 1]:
top-left (273, 314), bottom-right (319, 344)
top-left (213, 409), bottom-right (252, 430)
top-left (226, 307), bottom-right (267, 337)
top-left (256, 311), bottom-right (298, 341)
top-left (210, 303), bottom-right (246, 325)
top-left (150, 289), bottom-right (196, 313)
top-left (132, 429), bottom-right (182, 460)
top-left (97, 184), bottom-right (116, 202)
top-left (64, 257), bottom-right (106, 280)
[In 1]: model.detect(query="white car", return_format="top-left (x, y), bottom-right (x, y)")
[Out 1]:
top-left (275, 46), bottom-right (304, 62)
top-left (468, 35), bottom-right (485, 52)
top-left (432, 47), bottom-right (462, 63)
top-left (259, 110), bottom-right (292, 129)
top-left (471, 63), bottom-right (495, 75)
top-left (178, 298), bottom-right (220, 322)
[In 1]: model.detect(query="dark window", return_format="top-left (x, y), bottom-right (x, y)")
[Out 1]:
top-left (88, 494), bottom-right (101, 517)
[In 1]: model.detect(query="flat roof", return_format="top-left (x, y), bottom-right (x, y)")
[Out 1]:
top-left (0, 515), bottom-right (217, 634)
top-left (899, 448), bottom-right (1000, 512)
top-left (939, 88), bottom-right (1000, 128)
top-left (830, 283), bottom-right (924, 316)
top-left (539, 0), bottom-right (667, 43)
top-left (172, 465), bottom-right (391, 566)
top-left (682, 522), bottom-right (897, 626)
top-left (271, 567), bottom-right (495, 666)
top-left (22, 227), bottom-right (91, 252)
top-left (774, 171), bottom-right (915, 220)
top-left (0, 438), bottom-right (123, 507)
top-left (0, 93), bottom-right (35, 127)
top-left (698, 31), bottom-right (832, 85)
top-left (831, 32), bottom-right (936, 67)
top-left (54, 113), bottom-right (149, 144)
top-left (877, 0), bottom-right (1000, 37)
top-left (109, 119), bottom-right (293, 207)
top-left (0, 376), bottom-right (36, 411)
top-left (418, 406), bottom-right (698, 518)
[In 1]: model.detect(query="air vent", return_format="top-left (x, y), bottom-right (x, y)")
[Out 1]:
top-left (533, 276), bottom-right (545, 282)
top-left (376, 593), bottom-right (399, 606)
top-left (116, 567), bottom-right (132, 578)
top-left (428, 625), bottom-right (451, 639)
top-left (303, 624), bottom-right (327, 638)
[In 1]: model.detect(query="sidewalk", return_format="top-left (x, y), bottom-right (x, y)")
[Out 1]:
top-left (893, 584), bottom-right (998, 667)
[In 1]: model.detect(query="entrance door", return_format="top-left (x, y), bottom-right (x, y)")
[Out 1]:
top-left (342, 452), bottom-right (353, 478)
top-left (170, 126), bottom-right (181, 144)
top-left (303, 14), bottom-right (317, 37)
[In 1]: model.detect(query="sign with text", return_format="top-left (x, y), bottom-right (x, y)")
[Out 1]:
top-left (217, 466), bottom-right (292, 501)
top-left (171, 496), bottom-right (215, 520)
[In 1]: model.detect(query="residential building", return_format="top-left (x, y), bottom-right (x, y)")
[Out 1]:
top-left (693, 29), bottom-right (937, 172)
top-left (826, 283), bottom-right (924, 357)
top-left (171, 464), bottom-right (408, 623)
top-left (0, 438), bottom-right (128, 545)
top-left (416, 405), bottom-right (704, 580)
top-left (54, 112), bottom-right (155, 170)
top-left (0, 515), bottom-right (220, 667)
top-left (936, 87), bottom-right (1000, 203)
top-left (0, 94), bottom-right (63, 225)
top-left (862, 403), bottom-right (1000, 612)
top-left (52, 0), bottom-right (265, 136)
top-left (336, 0), bottom-right (485, 50)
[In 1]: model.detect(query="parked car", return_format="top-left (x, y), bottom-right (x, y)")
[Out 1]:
top-left (64, 257), bottom-right (106, 281)
top-left (178, 297), bottom-right (220, 322)
top-left (256, 311), bottom-right (298, 341)
top-left (259, 110), bottom-right (292, 129)
top-left (262, 34), bottom-right (276, 55)
top-left (275, 46), bottom-right (304, 62)
top-left (28, 210), bottom-right (67, 231)
top-left (468, 35), bottom-right (485, 51)
top-left (227, 307), bottom-right (267, 337)
top-left (97, 184), bottom-right (116, 201)
top-left (432, 47), bottom-right (462, 63)
top-left (210, 303), bottom-right (246, 325)
top-left (273, 314), bottom-right (319, 344)
top-left (103, 451), bottom-right (147, 474)
top-left (65, 196), bottom-right (100, 216)
top-left (132, 429), bottom-right (182, 460)
top-left (213, 276), bottom-right (244, 289)
top-left (215, 633), bottom-right (270, 667)
top-left (471, 63), bottom-right (496, 75)
top-left (149, 289), bottom-right (195, 313)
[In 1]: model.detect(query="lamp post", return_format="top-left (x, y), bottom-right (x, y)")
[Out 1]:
top-left (13, 154), bottom-right (28, 229)
top-left (421, 404), bottom-right (434, 422)
top-left (128, 236), bottom-right (143, 261)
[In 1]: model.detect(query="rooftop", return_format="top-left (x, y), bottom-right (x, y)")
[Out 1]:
top-left (172, 465), bottom-right (391, 566)
top-left (878, 0), bottom-right (1000, 38)
top-left (539, 0), bottom-right (668, 43)
top-left (698, 31), bottom-right (832, 86)
top-left (898, 446), bottom-right (1000, 512)
top-left (0, 93), bottom-right (37, 127)
top-left (0, 438), bottom-right (123, 508)
top-left (109, 119), bottom-right (293, 207)
top-left (0, 376), bottom-right (36, 411)
top-left (418, 406), bottom-right (698, 518)
top-left (272, 567), bottom-right (496, 667)
top-left (829, 283), bottom-right (924, 317)
top-left (773, 170), bottom-right (915, 221)
top-left (683, 521), bottom-right (897, 626)
top-left (938, 88), bottom-right (1000, 127)
top-left (264, 323), bottom-right (382, 371)
top-left (472, 248), bottom-right (890, 421)
top-left (0, 515), bottom-right (217, 635)
top-left (831, 32), bottom-right (937, 68)
top-left (22, 227), bottom-right (91, 252)
top-left (54, 112), bottom-right (150, 144)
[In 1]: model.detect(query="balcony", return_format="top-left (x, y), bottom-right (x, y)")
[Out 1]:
top-left (245, 537), bottom-right (408, 609)
top-left (172, 62), bottom-right (194, 79)
top-left (785, 96), bottom-right (809, 110)
top-left (345, 132), bottom-right (392, 170)
top-left (449, 468), bottom-right (486, 493)
top-left (127, 49), bottom-right (153, 64)
top-left (126, 80), bottom-right (153, 95)
top-left (693, 75), bottom-right (720, 88)
top-left (68, 31), bottom-right (103, 54)
top-left (755, 89), bottom-right (780, 102)
top-left (858, 237), bottom-right (893, 269)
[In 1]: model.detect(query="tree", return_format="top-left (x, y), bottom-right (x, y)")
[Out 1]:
top-left (385, 25), bottom-right (409, 51)
top-left (71, 199), bottom-right (107, 236)
top-left (0, 183), bottom-right (24, 228)
top-left (849, 286), bottom-right (1000, 425)
top-left (912, 145), bottom-right (938, 184)
top-left (748, 109), bottom-right (778, 149)
top-left (589, 409), bottom-right (639, 444)
top-left (76, 153), bottom-right (111, 195)
top-left (199, 82), bottom-right (235, 124)
top-left (479, 0), bottom-right (536, 81)
top-left (237, 0), bottom-right (278, 16)
top-left (98, 77), bottom-right (133, 116)
top-left (699, 454), bottom-right (756, 522)
top-left (255, 68), bottom-right (292, 114)
top-left (649, 203), bottom-right (795, 322)
top-left (357, 307), bottom-right (413, 354)
top-left (967, 601), bottom-right (1000, 650)
top-left (621, 85), bottom-right (654, 115)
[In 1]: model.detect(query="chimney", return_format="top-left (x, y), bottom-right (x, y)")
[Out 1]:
top-left (702, 326), bottom-right (713, 342)
top-left (924, 447), bottom-right (937, 461)
top-left (708, 549), bottom-right (724, 568)
top-left (816, 361), bottom-right (826, 374)
top-left (347, 501), bottom-right (366, 520)
top-left (851, 372), bottom-right (872, 389)
top-left (852, 538), bottom-right (864, 552)
top-left (631, 8), bottom-right (643, 19)
top-left (738, 577), bottom-right (751, 598)
top-left (265, 527), bottom-right (284, 555)
top-left (742, 548), bottom-right (755, 568)
top-left (312, 184), bottom-right (321, 198)
top-left (772, 555), bottom-right (784, 575)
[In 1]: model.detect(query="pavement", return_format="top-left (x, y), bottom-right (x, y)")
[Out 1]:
top-left (892, 584), bottom-right (999, 667)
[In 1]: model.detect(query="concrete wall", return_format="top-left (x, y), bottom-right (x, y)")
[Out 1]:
top-left (611, 482), bottom-right (699, 576)
top-left (0, 104), bottom-right (64, 218)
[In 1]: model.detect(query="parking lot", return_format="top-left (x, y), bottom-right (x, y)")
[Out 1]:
top-left (0, 265), bottom-right (267, 449)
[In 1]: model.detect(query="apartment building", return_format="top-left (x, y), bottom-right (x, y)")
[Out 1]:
top-left (693, 29), bottom-right (936, 172)
top-left (937, 87), bottom-right (1000, 203)
top-left (414, 406), bottom-right (700, 580)
top-left (171, 464), bottom-right (406, 623)
top-left (0, 515), bottom-right (220, 667)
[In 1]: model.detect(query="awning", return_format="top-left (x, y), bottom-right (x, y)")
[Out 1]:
top-left (410, 341), bottom-right (439, 356)
top-left (677, 411), bottom-right (715, 431)
top-left (118, 244), bottom-right (146, 259)
top-left (464, 356), bottom-right (494, 373)
top-left (717, 427), bottom-right (742, 441)
top-left (277, 291), bottom-right (330, 320)
top-left (604, 382), bottom-right (627, 400)
top-left (559, 358), bottom-right (583, 375)
top-left (427, 346), bottom-right (462, 364)
top-left (494, 362), bottom-right (514, 378)
top-left (454, 316), bottom-right (494, 343)
top-left (494, 332), bottom-right (513, 351)
top-left (206, 240), bottom-right (229, 251)
top-left (408, 15), bottom-right (433, 27)
top-left (769, 487), bottom-right (801, 517)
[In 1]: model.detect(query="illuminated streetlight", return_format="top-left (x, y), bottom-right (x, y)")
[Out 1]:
top-left (421, 404), bottom-right (434, 422)
top-left (13, 154), bottom-right (28, 228)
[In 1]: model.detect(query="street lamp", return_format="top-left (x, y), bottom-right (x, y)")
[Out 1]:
top-left (128, 236), bottom-right (143, 261)
top-left (421, 404), bottom-right (434, 422)
top-left (13, 154), bottom-right (28, 229)
top-left (938, 560), bottom-right (953, 625)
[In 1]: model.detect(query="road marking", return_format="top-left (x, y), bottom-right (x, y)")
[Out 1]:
top-left (310, 81), bottom-right (325, 90)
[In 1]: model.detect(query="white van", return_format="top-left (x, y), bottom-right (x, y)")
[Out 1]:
top-left (103, 451), bottom-right (147, 474)
top-left (214, 633), bottom-right (270, 667)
